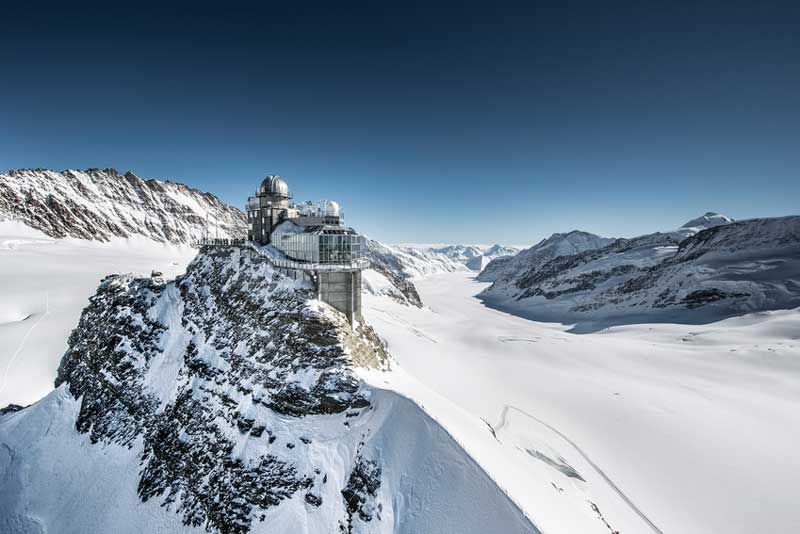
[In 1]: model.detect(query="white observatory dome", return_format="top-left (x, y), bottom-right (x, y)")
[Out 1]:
top-left (259, 175), bottom-right (290, 197)
top-left (324, 200), bottom-right (340, 217)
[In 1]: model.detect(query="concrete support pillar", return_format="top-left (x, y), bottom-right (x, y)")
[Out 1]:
top-left (317, 270), bottom-right (362, 323)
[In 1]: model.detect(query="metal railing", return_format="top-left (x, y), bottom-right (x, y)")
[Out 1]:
top-left (269, 256), bottom-right (369, 272)
top-left (192, 239), bottom-right (369, 272)
top-left (194, 238), bottom-right (247, 247)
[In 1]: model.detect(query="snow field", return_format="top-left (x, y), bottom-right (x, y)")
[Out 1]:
top-left (363, 272), bottom-right (800, 534)
top-left (0, 221), bottom-right (197, 406)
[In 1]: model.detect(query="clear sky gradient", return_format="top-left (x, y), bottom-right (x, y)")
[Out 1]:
top-left (2, 2), bottom-right (798, 245)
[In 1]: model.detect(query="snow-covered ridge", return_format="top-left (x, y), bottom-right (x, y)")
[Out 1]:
top-left (479, 213), bottom-right (800, 330)
top-left (0, 246), bottom-right (536, 534)
top-left (0, 168), bottom-right (247, 244)
top-left (678, 211), bottom-right (734, 236)
top-left (478, 230), bottom-right (614, 283)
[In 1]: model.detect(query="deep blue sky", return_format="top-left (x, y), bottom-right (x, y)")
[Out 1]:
top-left (2, 2), bottom-right (798, 245)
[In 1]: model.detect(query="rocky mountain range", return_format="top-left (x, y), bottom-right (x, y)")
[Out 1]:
top-left (392, 243), bottom-right (520, 273)
top-left (0, 168), bottom-right (246, 244)
top-left (0, 246), bottom-right (535, 534)
top-left (479, 213), bottom-right (800, 330)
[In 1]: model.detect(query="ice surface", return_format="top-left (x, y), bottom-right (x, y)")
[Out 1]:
top-left (363, 272), bottom-right (800, 534)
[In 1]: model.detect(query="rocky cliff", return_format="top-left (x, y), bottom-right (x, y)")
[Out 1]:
top-left (0, 246), bottom-right (536, 534)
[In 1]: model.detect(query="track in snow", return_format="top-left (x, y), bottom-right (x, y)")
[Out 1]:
top-left (493, 404), bottom-right (665, 534)
top-left (0, 292), bottom-right (49, 398)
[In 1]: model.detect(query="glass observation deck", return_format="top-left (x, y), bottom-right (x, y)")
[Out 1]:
top-left (272, 230), bottom-right (365, 265)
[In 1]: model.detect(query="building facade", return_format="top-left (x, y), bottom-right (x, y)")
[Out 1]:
top-left (246, 175), bottom-right (293, 245)
top-left (246, 175), bottom-right (367, 323)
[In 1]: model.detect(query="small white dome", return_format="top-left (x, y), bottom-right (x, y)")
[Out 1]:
top-left (324, 200), bottom-right (340, 217)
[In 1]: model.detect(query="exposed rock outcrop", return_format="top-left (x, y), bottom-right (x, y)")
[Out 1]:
top-left (1, 246), bottom-right (537, 534)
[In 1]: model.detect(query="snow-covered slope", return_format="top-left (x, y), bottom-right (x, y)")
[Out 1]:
top-left (363, 272), bottom-right (800, 534)
top-left (479, 214), bottom-right (800, 330)
top-left (0, 221), bottom-right (197, 407)
top-left (0, 247), bottom-right (537, 534)
top-left (0, 168), bottom-right (246, 244)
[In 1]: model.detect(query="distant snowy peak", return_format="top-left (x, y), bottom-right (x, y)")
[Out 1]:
top-left (479, 215), bottom-right (736, 286)
top-left (680, 212), bottom-right (734, 231)
top-left (676, 215), bottom-right (799, 261)
top-left (478, 230), bottom-right (612, 283)
top-left (393, 243), bottom-right (521, 273)
top-left (0, 168), bottom-right (246, 244)
top-left (484, 243), bottom-right (520, 257)
top-left (536, 230), bottom-right (615, 256)
top-left (678, 211), bottom-right (734, 235)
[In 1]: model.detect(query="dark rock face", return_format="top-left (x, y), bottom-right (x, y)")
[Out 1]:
top-left (0, 168), bottom-right (246, 243)
top-left (0, 404), bottom-right (25, 416)
top-left (476, 255), bottom-right (514, 282)
top-left (55, 247), bottom-right (389, 533)
top-left (364, 239), bottom-right (424, 307)
top-left (341, 452), bottom-right (382, 533)
top-left (56, 274), bottom-right (163, 446)
top-left (680, 289), bottom-right (749, 309)
top-left (518, 264), bottom-right (639, 301)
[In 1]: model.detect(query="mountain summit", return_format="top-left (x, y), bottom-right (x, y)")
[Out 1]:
top-left (0, 246), bottom-right (536, 534)
top-left (680, 211), bottom-right (734, 230)
top-left (478, 230), bottom-right (613, 283)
